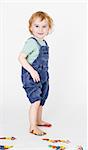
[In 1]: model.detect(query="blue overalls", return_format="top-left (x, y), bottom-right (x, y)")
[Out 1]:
top-left (21, 37), bottom-right (49, 106)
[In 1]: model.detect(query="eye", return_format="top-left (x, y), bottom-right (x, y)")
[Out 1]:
top-left (35, 25), bottom-right (39, 28)
top-left (42, 25), bottom-right (47, 28)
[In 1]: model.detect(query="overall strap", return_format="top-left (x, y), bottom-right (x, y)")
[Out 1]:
top-left (30, 37), bottom-right (48, 47)
top-left (43, 39), bottom-right (48, 47)
top-left (30, 37), bottom-right (41, 47)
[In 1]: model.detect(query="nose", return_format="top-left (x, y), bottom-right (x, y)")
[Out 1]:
top-left (39, 27), bottom-right (43, 32)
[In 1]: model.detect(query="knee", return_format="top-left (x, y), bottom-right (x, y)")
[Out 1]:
top-left (32, 100), bottom-right (40, 108)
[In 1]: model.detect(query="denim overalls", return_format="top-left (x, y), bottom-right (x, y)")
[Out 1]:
top-left (21, 37), bottom-right (49, 106)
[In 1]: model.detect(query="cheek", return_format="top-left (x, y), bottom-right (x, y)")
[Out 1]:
top-left (31, 27), bottom-right (37, 33)
top-left (45, 28), bottom-right (49, 34)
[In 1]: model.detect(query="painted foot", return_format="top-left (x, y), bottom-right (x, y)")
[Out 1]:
top-left (37, 121), bottom-right (52, 127)
top-left (29, 126), bottom-right (46, 136)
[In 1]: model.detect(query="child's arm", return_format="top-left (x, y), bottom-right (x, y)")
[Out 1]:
top-left (18, 52), bottom-right (40, 82)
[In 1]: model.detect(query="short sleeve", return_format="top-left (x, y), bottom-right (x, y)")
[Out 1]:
top-left (21, 38), bottom-right (37, 56)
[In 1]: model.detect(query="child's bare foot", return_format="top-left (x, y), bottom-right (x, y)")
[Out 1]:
top-left (29, 126), bottom-right (46, 136)
top-left (37, 120), bottom-right (52, 127)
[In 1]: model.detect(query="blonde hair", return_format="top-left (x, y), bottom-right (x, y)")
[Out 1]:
top-left (28, 11), bottom-right (53, 34)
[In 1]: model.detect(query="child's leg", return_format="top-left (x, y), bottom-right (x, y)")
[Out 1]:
top-left (37, 81), bottom-right (52, 127)
top-left (37, 105), bottom-right (52, 126)
top-left (37, 105), bottom-right (42, 124)
top-left (29, 101), bottom-right (46, 134)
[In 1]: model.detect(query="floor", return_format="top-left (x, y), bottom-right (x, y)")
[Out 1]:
top-left (0, 104), bottom-right (87, 150)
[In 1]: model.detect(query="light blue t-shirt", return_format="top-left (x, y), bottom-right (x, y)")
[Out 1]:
top-left (22, 37), bottom-right (46, 64)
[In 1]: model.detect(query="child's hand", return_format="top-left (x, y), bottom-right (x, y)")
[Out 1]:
top-left (18, 52), bottom-right (40, 82)
top-left (30, 69), bottom-right (40, 82)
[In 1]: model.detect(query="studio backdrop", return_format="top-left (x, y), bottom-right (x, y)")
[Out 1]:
top-left (0, 1), bottom-right (87, 148)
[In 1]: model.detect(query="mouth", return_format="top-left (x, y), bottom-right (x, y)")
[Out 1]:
top-left (37, 33), bottom-right (44, 35)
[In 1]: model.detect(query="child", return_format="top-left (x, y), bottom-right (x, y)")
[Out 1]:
top-left (18, 11), bottom-right (53, 136)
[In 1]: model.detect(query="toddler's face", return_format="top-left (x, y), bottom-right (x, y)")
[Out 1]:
top-left (30, 17), bottom-right (49, 39)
